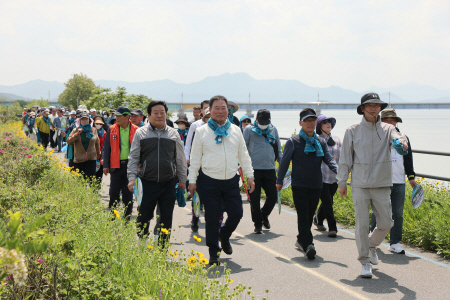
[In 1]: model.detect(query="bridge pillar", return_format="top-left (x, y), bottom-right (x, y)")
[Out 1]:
top-left (177, 106), bottom-right (186, 117)
top-left (246, 106), bottom-right (254, 118)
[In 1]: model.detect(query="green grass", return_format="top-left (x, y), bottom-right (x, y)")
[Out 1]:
top-left (0, 121), bottom-right (259, 299)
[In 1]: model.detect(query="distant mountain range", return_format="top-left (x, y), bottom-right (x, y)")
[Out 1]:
top-left (1, 73), bottom-right (449, 103)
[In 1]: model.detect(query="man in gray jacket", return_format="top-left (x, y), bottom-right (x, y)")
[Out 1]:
top-left (127, 101), bottom-right (187, 246)
top-left (243, 108), bottom-right (283, 234)
top-left (337, 93), bottom-right (408, 278)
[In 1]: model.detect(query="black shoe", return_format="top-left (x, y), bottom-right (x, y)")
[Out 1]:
top-left (305, 244), bottom-right (316, 260)
top-left (254, 226), bottom-right (263, 234)
top-left (262, 215), bottom-right (270, 229)
top-left (219, 238), bottom-right (233, 255)
top-left (209, 254), bottom-right (220, 266)
top-left (191, 219), bottom-right (199, 232)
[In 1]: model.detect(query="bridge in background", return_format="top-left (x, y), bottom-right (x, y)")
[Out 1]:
top-left (168, 102), bottom-right (450, 115)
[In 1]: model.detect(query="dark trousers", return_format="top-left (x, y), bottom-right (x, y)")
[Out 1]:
top-left (50, 130), bottom-right (56, 148)
top-left (292, 186), bottom-right (321, 252)
top-left (249, 169), bottom-right (278, 226)
top-left (56, 133), bottom-right (63, 152)
top-left (73, 160), bottom-right (97, 181)
top-left (39, 131), bottom-right (49, 149)
top-left (95, 164), bottom-right (103, 185)
top-left (316, 182), bottom-right (338, 232)
top-left (197, 170), bottom-right (243, 256)
top-left (109, 165), bottom-right (133, 220)
top-left (137, 177), bottom-right (177, 243)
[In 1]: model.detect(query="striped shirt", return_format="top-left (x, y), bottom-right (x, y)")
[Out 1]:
top-left (320, 134), bottom-right (342, 184)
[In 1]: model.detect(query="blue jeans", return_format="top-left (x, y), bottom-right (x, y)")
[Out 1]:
top-left (370, 184), bottom-right (405, 245)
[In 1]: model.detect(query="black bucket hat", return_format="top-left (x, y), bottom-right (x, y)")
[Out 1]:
top-left (357, 93), bottom-right (388, 115)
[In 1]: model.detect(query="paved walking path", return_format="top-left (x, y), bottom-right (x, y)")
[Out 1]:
top-left (94, 172), bottom-right (450, 300)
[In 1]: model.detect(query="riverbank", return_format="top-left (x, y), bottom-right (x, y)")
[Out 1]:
top-left (0, 121), bottom-right (255, 299)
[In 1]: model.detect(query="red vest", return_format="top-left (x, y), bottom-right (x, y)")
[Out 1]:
top-left (109, 121), bottom-right (138, 169)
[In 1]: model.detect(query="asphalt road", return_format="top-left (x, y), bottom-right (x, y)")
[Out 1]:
top-left (86, 163), bottom-right (449, 300)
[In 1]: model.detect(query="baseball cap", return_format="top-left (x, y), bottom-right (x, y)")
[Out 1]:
top-left (90, 108), bottom-right (96, 112)
top-left (131, 108), bottom-right (144, 116)
top-left (70, 110), bottom-right (76, 115)
top-left (300, 108), bottom-right (317, 121)
top-left (204, 107), bottom-right (211, 116)
top-left (115, 106), bottom-right (131, 116)
top-left (80, 112), bottom-right (90, 119)
top-left (256, 109), bottom-right (271, 125)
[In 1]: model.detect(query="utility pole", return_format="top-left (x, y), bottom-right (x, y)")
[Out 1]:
top-left (248, 92), bottom-right (251, 105)
top-left (77, 96), bottom-right (79, 108)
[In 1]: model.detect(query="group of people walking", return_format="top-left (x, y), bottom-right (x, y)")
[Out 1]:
top-left (23, 92), bottom-right (416, 279)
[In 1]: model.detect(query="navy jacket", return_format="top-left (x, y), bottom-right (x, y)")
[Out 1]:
top-left (396, 127), bottom-right (415, 179)
top-left (277, 134), bottom-right (338, 189)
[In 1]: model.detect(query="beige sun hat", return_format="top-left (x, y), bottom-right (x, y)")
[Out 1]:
top-left (380, 108), bottom-right (402, 123)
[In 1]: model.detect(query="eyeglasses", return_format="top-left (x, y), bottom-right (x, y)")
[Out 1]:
top-left (242, 119), bottom-right (251, 124)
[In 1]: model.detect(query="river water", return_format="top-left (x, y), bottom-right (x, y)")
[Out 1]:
top-left (172, 109), bottom-right (450, 180)
top-left (241, 109), bottom-right (450, 180)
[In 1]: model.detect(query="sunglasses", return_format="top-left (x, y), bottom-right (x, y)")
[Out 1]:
top-left (242, 119), bottom-right (251, 124)
top-left (322, 120), bottom-right (331, 124)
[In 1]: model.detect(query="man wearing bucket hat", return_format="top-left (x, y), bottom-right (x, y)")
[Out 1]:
top-left (174, 116), bottom-right (190, 146)
top-left (313, 114), bottom-right (342, 237)
top-left (185, 107), bottom-right (211, 231)
top-left (35, 109), bottom-right (54, 149)
top-left (277, 108), bottom-right (338, 260)
top-left (337, 93), bottom-right (409, 278)
top-left (227, 101), bottom-right (240, 126)
top-left (370, 108), bottom-right (416, 255)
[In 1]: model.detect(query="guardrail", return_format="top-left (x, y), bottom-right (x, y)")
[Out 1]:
top-left (279, 136), bottom-right (450, 182)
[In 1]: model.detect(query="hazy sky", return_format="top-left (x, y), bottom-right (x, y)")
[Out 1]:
top-left (1, 0), bottom-right (449, 91)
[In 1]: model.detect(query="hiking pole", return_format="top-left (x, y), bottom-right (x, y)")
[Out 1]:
top-left (238, 167), bottom-right (251, 202)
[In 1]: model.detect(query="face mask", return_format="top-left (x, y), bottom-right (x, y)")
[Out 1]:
top-left (327, 137), bottom-right (336, 147)
top-left (95, 124), bottom-right (102, 130)
top-left (178, 124), bottom-right (186, 130)
top-left (258, 124), bottom-right (269, 130)
top-left (103, 115), bottom-right (107, 119)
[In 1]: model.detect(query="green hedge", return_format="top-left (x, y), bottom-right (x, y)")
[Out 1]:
top-left (276, 171), bottom-right (450, 259)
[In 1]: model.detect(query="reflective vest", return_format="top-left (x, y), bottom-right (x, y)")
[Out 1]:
top-left (109, 121), bottom-right (138, 169)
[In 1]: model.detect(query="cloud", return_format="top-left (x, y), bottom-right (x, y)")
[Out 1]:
top-left (0, 0), bottom-right (449, 91)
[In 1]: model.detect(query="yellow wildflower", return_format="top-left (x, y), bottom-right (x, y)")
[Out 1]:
top-left (226, 278), bottom-right (234, 283)
top-left (200, 257), bottom-right (209, 265)
top-left (148, 245), bottom-right (154, 250)
top-left (161, 228), bottom-right (169, 235)
top-left (113, 210), bottom-right (120, 219)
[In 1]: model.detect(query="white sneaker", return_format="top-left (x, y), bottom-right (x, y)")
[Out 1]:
top-left (361, 263), bottom-right (372, 278)
top-left (369, 247), bottom-right (379, 265)
top-left (389, 243), bottom-right (405, 254)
